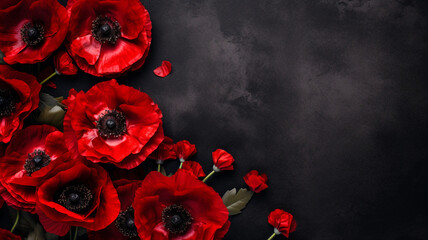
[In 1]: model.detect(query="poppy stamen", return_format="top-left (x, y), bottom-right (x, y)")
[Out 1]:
top-left (162, 204), bottom-right (193, 235)
top-left (56, 184), bottom-right (93, 214)
top-left (21, 22), bottom-right (45, 46)
top-left (92, 16), bottom-right (121, 44)
top-left (23, 149), bottom-right (51, 176)
top-left (0, 89), bottom-right (16, 118)
top-left (115, 206), bottom-right (138, 238)
top-left (96, 109), bottom-right (127, 139)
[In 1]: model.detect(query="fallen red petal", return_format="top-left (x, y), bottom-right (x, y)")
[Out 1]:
top-left (46, 81), bottom-right (57, 89)
top-left (153, 60), bottom-right (172, 77)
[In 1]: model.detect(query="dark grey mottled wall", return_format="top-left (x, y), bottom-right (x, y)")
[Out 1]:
top-left (22, 0), bottom-right (428, 239)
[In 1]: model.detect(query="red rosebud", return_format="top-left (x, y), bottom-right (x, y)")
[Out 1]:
top-left (149, 136), bottom-right (176, 163)
top-left (36, 159), bottom-right (120, 236)
top-left (212, 149), bottom-right (234, 172)
top-left (0, 0), bottom-right (69, 64)
top-left (133, 170), bottom-right (229, 239)
top-left (63, 79), bottom-right (164, 169)
top-left (182, 161), bottom-right (206, 178)
top-left (54, 50), bottom-right (78, 75)
top-left (0, 228), bottom-right (21, 240)
top-left (174, 140), bottom-right (196, 162)
top-left (65, 0), bottom-right (152, 77)
top-left (0, 65), bottom-right (41, 143)
top-left (243, 170), bottom-right (268, 193)
top-left (153, 61), bottom-right (172, 77)
top-left (0, 125), bottom-right (69, 213)
top-left (268, 209), bottom-right (297, 238)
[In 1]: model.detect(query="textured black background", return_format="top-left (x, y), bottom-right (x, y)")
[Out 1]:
top-left (2, 0), bottom-right (428, 239)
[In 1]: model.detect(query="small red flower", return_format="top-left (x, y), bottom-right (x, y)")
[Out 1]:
top-left (182, 161), bottom-right (206, 178)
top-left (153, 61), bottom-right (172, 78)
top-left (0, 125), bottom-right (68, 213)
top-left (0, 228), bottom-right (21, 240)
top-left (243, 170), bottom-right (268, 193)
top-left (54, 50), bottom-right (78, 75)
top-left (65, 0), bottom-right (152, 77)
top-left (212, 149), bottom-right (234, 172)
top-left (133, 170), bottom-right (230, 239)
top-left (63, 79), bottom-right (164, 169)
top-left (268, 209), bottom-right (297, 238)
top-left (0, 65), bottom-right (41, 143)
top-left (36, 159), bottom-right (120, 236)
top-left (174, 140), bottom-right (196, 162)
top-left (149, 136), bottom-right (176, 163)
top-left (88, 179), bottom-right (141, 240)
top-left (0, 0), bottom-right (69, 64)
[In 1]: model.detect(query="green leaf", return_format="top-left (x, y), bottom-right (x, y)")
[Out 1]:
top-left (27, 224), bottom-right (45, 240)
top-left (39, 93), bottom-right (65, 108)
top-left (34, 93), bottom-right (66, 130)
top-left (222, 188), bottom-right (254, 216)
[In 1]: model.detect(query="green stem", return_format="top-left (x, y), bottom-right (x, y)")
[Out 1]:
top-left (10, 210), bottom-right (19, 233)
top-left (267, 232), bottom-right (276, 240)
top-left (202, 170), bottom-right (216, 183)
top-left (40, 71), bottom-right (57, 85)
top-left (179, 162), bottom-right (183, 169)
top-left (73, 226), bottom-right (78, 240)
top-left (157, 163), bottom-right (161, 172)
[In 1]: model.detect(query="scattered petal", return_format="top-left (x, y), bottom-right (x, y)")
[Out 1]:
top-left (153, 61), bottom-right (172, 77)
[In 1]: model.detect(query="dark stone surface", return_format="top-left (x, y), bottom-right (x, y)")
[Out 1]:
top-left (2, 0), bottom-right (428, 239)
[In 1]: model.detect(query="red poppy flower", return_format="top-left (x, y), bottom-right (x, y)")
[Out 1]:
top-left (268, 209), bottom-right (297, 238)
top-left (36, 159), bottom-right (120, 236)
top-left (153, 61), bottom-right (172, 78)
top-left (65, 0), bottom-right (152, 77)
top-left (0, 65), bottom-right (41, 143)
top-left (212, 149), bottom-right (234, 172)
top-left (174, 140), bottom-right (196, 162)
top-left (149, 136), bottom-right (176, 163)
top-left (0, 0), bottom-right (69, 64)
top-left (0, 228), bottom-right (21, 240)
top-left (0, 125), bottom-right (68, 213)
top-left (133, 170), bottom-right (230, 240)
top-left (63, 79), bottom-right (164, 169)
top-left (243, 170), bottom-right (268, 193)
top-left (182, 161), bottom-right (206, 178)
top-left (88, 179), bottom-right (141, 240)
top-left (54, 50), bottom-right (78, 75)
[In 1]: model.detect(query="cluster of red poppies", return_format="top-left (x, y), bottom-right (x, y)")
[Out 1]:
top-left (0, 0), bottom-right (151, 77)
top-left (0, 0), bottom-right (296, 239)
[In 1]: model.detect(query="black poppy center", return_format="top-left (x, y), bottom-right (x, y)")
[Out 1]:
top-left (92, 16), bottom-right (121, 44)
top-left (0, 88), bottom-right (16, 118)
top-left (96, 109), bottom-right (127, 139)
top-left (56, 184), bottom-right (93, 214)
top-left (23, 150), bottom-right (51, 176)
top-left (21, 22), bottom-right (45, 46)
top-left (69, 193), bottom-right (80, 203)
top-left (162, 204), bottom-right (193, 235)
top-left (115, 206), bottom-right (138, 238)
